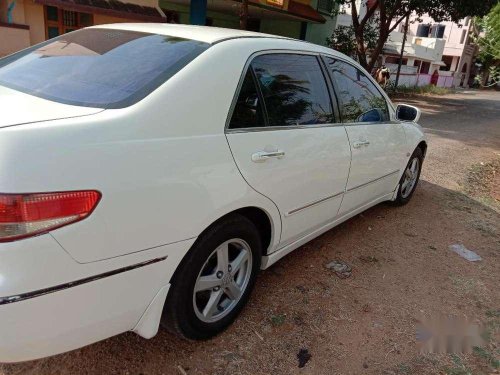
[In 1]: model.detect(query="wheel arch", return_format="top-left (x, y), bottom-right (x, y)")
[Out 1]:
top-left (417, 140), bottom-right (428, 158)
top-left (156, 206), bottom-right (276, 337)
top-left (168, 205), bottom-right (277, 288)
top-left (198, 206), bottom-right (275, 256)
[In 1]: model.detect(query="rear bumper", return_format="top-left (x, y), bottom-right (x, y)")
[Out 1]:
top-left (0, 235), bottom-right (195, 363)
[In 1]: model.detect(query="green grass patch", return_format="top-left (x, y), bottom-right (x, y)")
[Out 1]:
top-left (473, 346), bottom-right (500, 369)
top-left (270, 314), bottom-right (286, 326)
top-left (443, 355), bottom-right (473, 375)
top-left (389, 84), bottom-right (454, 97)
top-left (486, 309), bottom-right (500, 319)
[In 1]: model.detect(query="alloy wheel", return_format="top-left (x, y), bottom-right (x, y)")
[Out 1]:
top-left (401, 157), bottom-right (420, 198)
top-left (193, 239), bottom-right (252, 323)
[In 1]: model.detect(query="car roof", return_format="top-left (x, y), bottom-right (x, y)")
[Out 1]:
top-left (91, 23), bottom-right (289, 44)
top-left (90, 23), bottom-right (351, 63)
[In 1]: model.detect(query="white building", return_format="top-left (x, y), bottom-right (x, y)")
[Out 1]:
top-left (383, 14), bottom-right (477, 87)
top-left (332, 2), bottom-right (478, 88)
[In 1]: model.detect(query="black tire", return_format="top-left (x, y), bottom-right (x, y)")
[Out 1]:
top-left (391, 147), bottom-right (424, 206)
top-left (161, 214), bottom-right (261, 340)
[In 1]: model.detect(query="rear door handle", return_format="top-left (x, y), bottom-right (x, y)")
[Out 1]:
top-left (251, 150), bottom-right (285, 163)
top-left (352, 140), bottom-right (370, 149)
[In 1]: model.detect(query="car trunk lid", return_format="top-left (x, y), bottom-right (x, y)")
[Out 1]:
top-left (0, 85), bottom-right (103, 128)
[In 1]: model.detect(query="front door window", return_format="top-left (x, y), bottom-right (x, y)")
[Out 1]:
top-left (324, 57), bottom-right (389, 123)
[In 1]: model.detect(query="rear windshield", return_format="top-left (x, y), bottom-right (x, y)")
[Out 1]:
top-left (0, 28), bottom-right (209, 108)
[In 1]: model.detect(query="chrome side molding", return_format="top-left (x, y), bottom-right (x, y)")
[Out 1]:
top-left (0, 257), bottom-right (167, 306)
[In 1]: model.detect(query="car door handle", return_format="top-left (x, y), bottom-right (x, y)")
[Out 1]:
top-left (251, 150), bottom-right (285, 163)
top-left (352, 141), bottom-right (370, 149)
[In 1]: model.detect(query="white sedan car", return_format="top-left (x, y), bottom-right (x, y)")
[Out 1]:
top-left (0, 24), bottom-right (426, 362)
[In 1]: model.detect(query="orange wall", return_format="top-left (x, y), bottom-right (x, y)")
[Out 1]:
top-left (0, 25), bottom-right (31, 56)
top-left (23, 1), bottom-right (45, 45)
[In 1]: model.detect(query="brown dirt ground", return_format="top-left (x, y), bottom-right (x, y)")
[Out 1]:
top-left (1, 91), bottom-right (499, 375)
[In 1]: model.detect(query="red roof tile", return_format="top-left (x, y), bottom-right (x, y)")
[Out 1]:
top-left (287, 1), bottom-right (326, 23)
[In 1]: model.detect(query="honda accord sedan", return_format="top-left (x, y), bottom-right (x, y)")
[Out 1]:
top-left (0, 23), bottom-right (426, 362)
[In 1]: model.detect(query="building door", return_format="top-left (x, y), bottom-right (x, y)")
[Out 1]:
top-left (44, 6), bottom-right (93, 39)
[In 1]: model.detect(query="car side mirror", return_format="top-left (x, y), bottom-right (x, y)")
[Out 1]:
top-left (396, 104), bottom-right (421, 122)
top-left (356, 108), bottom-right (384, 123)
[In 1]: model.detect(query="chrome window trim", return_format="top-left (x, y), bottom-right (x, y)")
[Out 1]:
top-left (226, 122), bottom-right (344, 134)
top-left (224, 49), bottom-right (343, 134)
top-left (342, 120), bottom-right (401, 127)
top-left (346, 169), bottom-right (400, 193)
top-left (0, 256), bottom-right (167, 306)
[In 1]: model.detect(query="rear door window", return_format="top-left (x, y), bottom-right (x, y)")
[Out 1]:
top-left (229, 69), bottom-right (266, 129)
top-left (0, 28), bottom-right (209, 108)
top-left (251, 54), bottom-right (334, 127)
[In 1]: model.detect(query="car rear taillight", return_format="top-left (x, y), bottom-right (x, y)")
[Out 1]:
top-left (0, 191), bottom-right (101, 242)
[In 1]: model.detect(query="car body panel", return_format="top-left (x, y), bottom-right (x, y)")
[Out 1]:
top-left (339, 122), bottom-right (407, 214)
top-left (0, 233), bottom-right (195, 363)
top-left (227, 126), bottom-right (350, 248)
top-left (0, 86), bottom-right (103, 128)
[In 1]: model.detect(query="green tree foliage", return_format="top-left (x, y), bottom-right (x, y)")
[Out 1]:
top-left (473, 2), bottom-right (500, 86)
top-left (326, 23), bottom-right (378, 59)
top-left (332, 0), bottom-right (498, 71)
top-left (475, 3), bottom-right (500, 64)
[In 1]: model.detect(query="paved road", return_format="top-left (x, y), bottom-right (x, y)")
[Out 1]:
top-left (1, 90), bottom-right (499, 375)
top-left (403, 90), bottom-right (500, 194)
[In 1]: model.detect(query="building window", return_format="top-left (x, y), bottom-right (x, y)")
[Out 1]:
top-left (385, 56), bottom-right (407, 65)
top-left (317, 0), bottom-right (334, 14)
top-left (460, 29), bottom-right (467, 44)
top-left (441, 55), bottom-right (453, 71)
top-left (44, 6), bottom-right (93, 39)
top-left (420, 61), bottom-right (430, 74)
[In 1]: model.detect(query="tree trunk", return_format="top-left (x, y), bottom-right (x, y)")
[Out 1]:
top-left (394, 14), bottom-right (410, 87)
top-left (240, 0), bottom-right (249, 30)
top-left (367, 31), bottom-right (388, 72)
top-left (354, 29), bottom-right (368, 68)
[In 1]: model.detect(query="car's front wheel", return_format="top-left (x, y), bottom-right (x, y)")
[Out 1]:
top-left (392, 147), bottom-right (424, 206)
top-left (161, 214), bottom-right (261, 339)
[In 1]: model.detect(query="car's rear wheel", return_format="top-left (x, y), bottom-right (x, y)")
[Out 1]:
top-left (392, 147), bottom-right (423, 206)
top-left (161, 214), bottom-right (261, 339)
